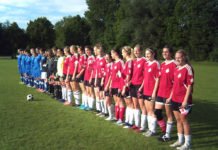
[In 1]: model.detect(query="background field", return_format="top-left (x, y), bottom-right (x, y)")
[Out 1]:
top-left (0, 60), bottom-right (217, 150)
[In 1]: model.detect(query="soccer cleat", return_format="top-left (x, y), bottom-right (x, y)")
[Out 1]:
top-left (158, 134), bottom-right (171, 142)
top-left (139, 127), bottom-right (146, 132)
top-left (116, 120), bottom-right (124, 126)
top-left (170, 141), bottom-right (183, 148)
top-left (79, 105), bottom-right (85, 110)
top-left (96, 112), bottom-right (103, 116)
top-left (176, 144), bottom-right (191, 150)
top-left (143, 130), bottom-right (156, 137)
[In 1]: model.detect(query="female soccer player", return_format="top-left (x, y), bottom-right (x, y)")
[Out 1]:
top-left (121, 46), bottom-right (134, 128)
top-left (110, 49), bottom-right (125, 125)
top-left (170, 50), bottom-right (194, 150)
top-left (75, 46), bottom-right (87, 110)
top-left (69, 45), bottom-right (80, 106)
top-left (63, 46), bottom-right (72, 106)
top-left (130, 44), bottom-right (147, 132)
top-left (95, 44), bottom-right (107, 116)
top-left (56, 48), bottom-right (65, 101)
top-left (156, 46), bottom-right (176, 142)
top-left (140, 48), bottom-right (160, 137)
top-left (103, 53), bottom-right (114, 120)
top-left (24, 49), bottom-right (32, 87)
top-left (84, 46), bottom-right (95, 110)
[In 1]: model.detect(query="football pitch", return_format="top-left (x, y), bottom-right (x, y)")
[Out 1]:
top-left (0, 60), bottom-right (217, 150)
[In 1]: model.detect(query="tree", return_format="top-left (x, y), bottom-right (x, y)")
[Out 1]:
top-left (54, 15), bottom-right (90, 48)
top-left (26, 17), bottom-right (55, 48)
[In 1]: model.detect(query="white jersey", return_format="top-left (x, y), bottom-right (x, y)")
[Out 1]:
top-left (57, 56), bottom-right (65, 77)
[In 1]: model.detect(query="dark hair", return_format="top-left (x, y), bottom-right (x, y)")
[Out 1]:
top-left (84, 45), bottom-right (92, 51)
top-left (176, 49), bottom-right (190, 64)
top-left (111, 48), bottom-right (122, 59)
top-left (163, 45), bottom-right (173, 54)
top-left (145, 48), bottom-right (157, 59)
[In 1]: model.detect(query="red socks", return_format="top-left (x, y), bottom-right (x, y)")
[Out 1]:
top-left (157, 119), bottom-right (166, 133)
top-left (115, 105), bottom-right (120, 120)
top-left (119, 107), bottom-right (126, 121)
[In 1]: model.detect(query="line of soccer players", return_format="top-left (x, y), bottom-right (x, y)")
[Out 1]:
top-left (17, 44), bottom-right (194, 150)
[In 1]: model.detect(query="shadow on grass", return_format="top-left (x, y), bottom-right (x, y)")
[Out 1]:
top-left (189, 99), bottom-right (218, 149)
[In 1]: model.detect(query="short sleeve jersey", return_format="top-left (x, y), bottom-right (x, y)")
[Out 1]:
top-left (157, 60), bottom-right (177, 98)
top-left (143, 60), bottom-right (160, 96)
top-left (172, 64), bottom-right (194, 103)
top-left (131, 57), bottom-right (147, 85)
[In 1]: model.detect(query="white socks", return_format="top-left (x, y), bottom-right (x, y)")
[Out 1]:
top-left (100, 99), bottom-right (105, 113)
top-left (134, 109), bottom-right (141, 127)
top-left (88, 96), bottom-right (95, 109)
top-left (140, 114), bottom-right (147, 130)
top-left (165, 122), bottom-right (173, 138)
top-left (67, 90), bottom-right (72, 103)
top-left (129, 108), bottom-right (134, 125)
top-left (62, 86), bottom-right (67, 100)
top-left (147, 116), bottom-right (157, 133)
top-left (178, 133), bottom-right (184, 144)
top-left (184, 135), bottom-right (191, 146)
top-left (73, 90), bottom-right (80, 105)
top-left (125, 107), bottom-right (130, 123)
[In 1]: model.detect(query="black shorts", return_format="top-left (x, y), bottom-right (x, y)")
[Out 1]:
top-left (63, 74), bottom-right (72, 81)
top-left (121, 89), bottom-right (131, 99)
top-left (90, 78), bottom-right (95, 87)
top-left (143, 95), bottom-right (153, 101)
top-left (171, 101), bottom-right (192, 114)
top-left (94, 78), bottom-right (104, 91)
top-left (75, 75), bottom-right (84, 83)
top-left (156, 96), bottom-right (168, 104)
top-left (111, 88), bottom-right (119, 96)
top-left (104, 90), bottom-right (110, 97)
top-left (84, 80), bottom-right (90, 86)
top-left (130, 84), bottom-right (143, 98)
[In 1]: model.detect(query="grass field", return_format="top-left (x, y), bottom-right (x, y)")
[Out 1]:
top-left (0, 59), bottom-right (217, 150)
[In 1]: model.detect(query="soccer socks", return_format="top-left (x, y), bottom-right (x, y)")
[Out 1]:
top-left (151, 117), bottom-right (157, 133)
top-left (88, 96), bottom-right (95, 109)
top-left (157, 119), bottom-right (166, 133)
top-left (178, 133), bottom-right (184, 144)
top-left (165, 122), bottom-right (173, 138)
top-left (119, 107), bottom-right (125, 122)
top-left (140, 114), bottom-right (147, 130)
top-left (62, 86), bottom-right (67, 100)
top-left (103, 100), bottom-right (108, 114)
top-left (73, 90), bottom-right (81, 105)
top-left (115, 105), bottom-right (120, 120)
top-left (67, 90), bottom-right (72, 103)
top-left (125, 107), bottom-right (130, 123)
top-left (129, 108), bottom-right (134, 125)
top-left (184, 135), bottom-right (191, 146)
top-left (134, 109), bottom-right (141, 127)
top-left (107, 105), bottom-right (113, 119)
top-left (100, 99), bottom-right (104, 113)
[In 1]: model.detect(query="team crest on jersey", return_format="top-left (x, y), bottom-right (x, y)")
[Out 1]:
top-left (114, 66), bottom-right (117, 69)
top-left (178, 73), bottom-right (182, 78)
top-left (148, 68), bottom-right (152, 72)
top-left (137, 64), bottom-right (141, 68)
top-left (166, 68), bottom-right (169, 73)
top-left (100, 62), bottom-right (103, 65)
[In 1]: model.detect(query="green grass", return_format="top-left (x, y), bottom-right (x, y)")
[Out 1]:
top-left (0, 59), bottom-right (217, 150)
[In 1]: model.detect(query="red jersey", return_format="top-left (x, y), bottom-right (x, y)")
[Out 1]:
top-left (172, 64), bottom-right (194, 103)
top-left (92, 56), bottom-right (99, 79)
top-left (84, 55), bottom-right (95, 81)
top-left (77, 54), bottom-right (87, 74)
top-left (143, 60), bottom-right (160, 96)
top-left (96, 56), bottom-right (106, 78)
top-left (69, 54), bottom-right (78, 75)
top-left (63, 55), bottom-right (71, 75)
top-left (131, 57), bottom-right (147, 85)
top-left (120, 59), bottom-right (133, 89)
top-left (110, 59), bottom-right (124, 89)
top-left (104, 62), bottom-right (112, 88)
top-left (157, 60), bottom-right (177, 98)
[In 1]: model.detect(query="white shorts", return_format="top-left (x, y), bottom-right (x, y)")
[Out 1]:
top-left (41, 72), bottom-right (47, 79)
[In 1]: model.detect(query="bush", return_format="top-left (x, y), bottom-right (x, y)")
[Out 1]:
top-left (209, 50), bottom-right (218, 62)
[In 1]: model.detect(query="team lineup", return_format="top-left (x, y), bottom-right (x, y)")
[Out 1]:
top-left (17, 44), bottom-right (194, 150)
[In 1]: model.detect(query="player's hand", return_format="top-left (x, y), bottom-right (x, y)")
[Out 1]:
top-left (182, 101), bottom-right (188, 108)
top-left (166, 97), bottom-right (171, 104)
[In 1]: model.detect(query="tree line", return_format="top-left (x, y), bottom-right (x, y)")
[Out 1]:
top-left (0, 0), bottom-right (217, 61)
